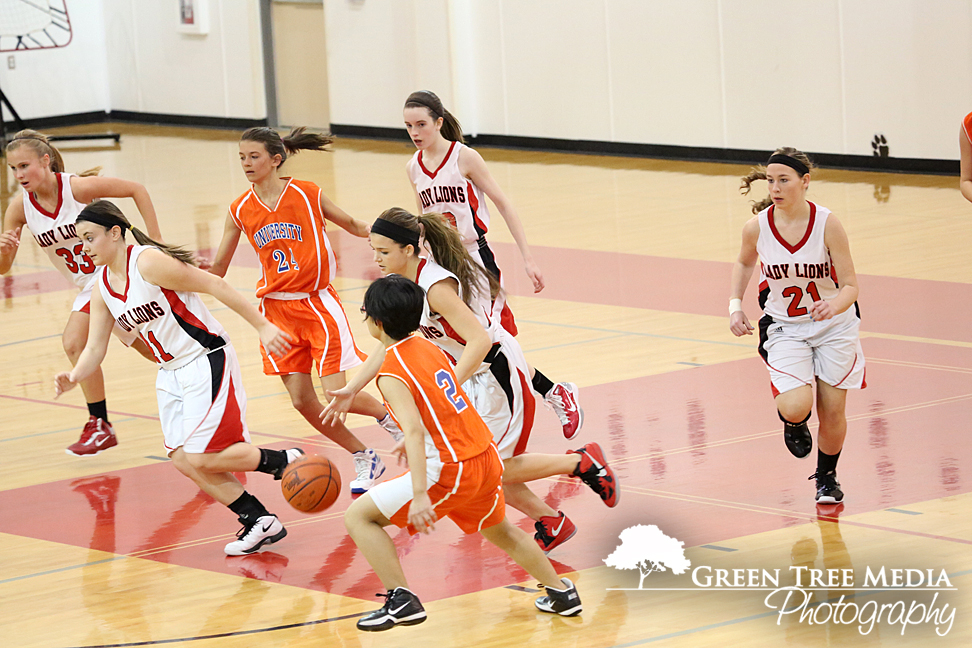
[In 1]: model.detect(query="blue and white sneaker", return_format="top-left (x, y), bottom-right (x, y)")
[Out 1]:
top-left (351, 448), bottom-right (386, 494)
top-left (377, 414), bottom-right (404, 443)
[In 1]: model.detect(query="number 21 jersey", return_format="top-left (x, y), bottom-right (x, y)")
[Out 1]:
top-left (756, 202), bottom-right (840, 323)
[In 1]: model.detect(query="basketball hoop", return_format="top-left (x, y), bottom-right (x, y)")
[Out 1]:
top-left (0, 1), bottom-right (119, 148)
top-left (0, 0), bottom-right (72, 52)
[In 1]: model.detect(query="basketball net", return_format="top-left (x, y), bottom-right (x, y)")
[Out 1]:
top-left (0, 0), bottom-right (72, 52)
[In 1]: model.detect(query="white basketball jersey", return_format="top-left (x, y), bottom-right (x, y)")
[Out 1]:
top-left (756, 202), bottom-right (841, 323)
top-left (22, 172), bottom-right (96, 289)
top-left (98, 246), bottom-right (229, 370)
top-left (414, 257), bottom-right (497, 372)
top-left (407, 141), bottom-right (491, 252)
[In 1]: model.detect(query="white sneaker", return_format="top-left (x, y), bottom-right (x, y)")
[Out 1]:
top-left (350, 449), bottom-right (386, 494)
top-left (224, 515), bottom-right (287, 556)
top-left (378, 414), bottom-right (404, 443)
top-left (544, 382), bottom-right (584, 440)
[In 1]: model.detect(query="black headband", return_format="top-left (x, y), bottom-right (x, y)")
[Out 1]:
top-left (406, 91), bottom-right (443, 117)
top-left (76, 208), bottom-right (131, 232)
top-left (767, 154), bottom-right (810, 176)
top-left (371, 218), bottom-right (420, 248)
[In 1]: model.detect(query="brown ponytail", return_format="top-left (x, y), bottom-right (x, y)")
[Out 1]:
top-left (376, 207), bottom-right (500, 306)
top-left (404, 91), bottom-right (464, 144)
top-left (6, 129), bottom-right (101, 177)
top-left (740, 147), bottom-right (814, 214)
top-left (240, 126), bottom-right (333, 168)
top-left (77, 200), bottom-right (197, 266)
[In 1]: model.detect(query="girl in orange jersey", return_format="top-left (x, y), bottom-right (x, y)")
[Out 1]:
top-left (209, 127), bottom-right (396, 493)
top-left (327, 208), bottom-right (618, 556)
top-left (403, 91), bottom-right (584, 440)
top-left (959, 111), bottom-right (972, 203)
top-left (0, 130), bottom-right (161, 456)
top-left (346, 275), bottom-right (582, 631)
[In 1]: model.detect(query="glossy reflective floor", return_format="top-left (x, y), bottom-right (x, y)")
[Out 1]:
top-left (1, 125), bottom-right (969, 647)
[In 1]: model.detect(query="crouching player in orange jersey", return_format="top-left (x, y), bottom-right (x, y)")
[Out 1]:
top-left (345, 276), bottom-right (581, 631)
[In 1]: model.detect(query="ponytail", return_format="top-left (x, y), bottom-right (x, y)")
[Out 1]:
top-left (6, 129), bottom-right (101, 177)
top-left (77, 200), bottom-right (197, 266)
top-left (404, 91), bottom-right (464, 144)
top-left (376, 207), bottom-right (500, 306)
top-left (740, 147), bottom-right (815, 214)
top-left (240, 126), bottom-right (332, 169)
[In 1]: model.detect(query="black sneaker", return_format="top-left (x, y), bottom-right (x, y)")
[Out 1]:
top-left (271, 448), bottom-right (305, 480)
top-left (357, 587), bottom-right (427, 631)
top-left (783, 420), bottom-right (813, 458)
top-left (535, 578), bottom-right (582, 617)
top-left (810, 471), bottom-right (844, 504)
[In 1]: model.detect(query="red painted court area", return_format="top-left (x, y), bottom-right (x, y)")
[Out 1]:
top-left (2, 338), bottom-right (968, 601)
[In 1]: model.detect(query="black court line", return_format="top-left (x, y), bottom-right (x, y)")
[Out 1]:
top-left (61, 611), bottom-right (366, 648)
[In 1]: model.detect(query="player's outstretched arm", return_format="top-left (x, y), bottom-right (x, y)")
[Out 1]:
top-left (378, 375), bottom-right (436, 534)
top-left (55, 291), bottom-right (114, 397)
top-left (71, 176), bottom-right (164, 241)
top-left (729, 217), bottom-right (759, 337)
top-left (136, 248), bottom-right (293, 357)
top-left (319, 192), bottom-right (370, 238)
top-left (0, 198), bottom-right (26, 274)
top-left (322, 341), bottom-right (386, 425)
top-left (207, 211), bottom-right (243, 277)
top-left (460, 147), bottom-right (544, 292)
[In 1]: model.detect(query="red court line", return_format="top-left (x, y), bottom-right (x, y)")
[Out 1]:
top-left (1, 350), bottom-right (968, 603)
top-left (12, 236), bottom-right (960, 343)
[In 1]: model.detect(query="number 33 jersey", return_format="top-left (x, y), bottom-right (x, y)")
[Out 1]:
top-left (756, 202), bottom-right (840, 323)
top-left (23, 172), bottom-right (97, 289)
top-left (229, 178), bottom-right (336, 298)
top-left (98, 245), bottom-right (228, 370)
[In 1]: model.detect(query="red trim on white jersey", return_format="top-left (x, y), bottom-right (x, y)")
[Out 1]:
top-left (28, 173), bottom-right (64, 219)
top-left (161, 287), bottom-right (219, 337)
top-left (418, 141), bottom-right (457, 179)
top-left (768, 202), bottom-right (816, 253)
top-left (102, 246), bottom-right (134, 301)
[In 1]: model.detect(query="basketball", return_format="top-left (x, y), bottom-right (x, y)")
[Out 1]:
top-left (280, 454), bottom-right (342, 513)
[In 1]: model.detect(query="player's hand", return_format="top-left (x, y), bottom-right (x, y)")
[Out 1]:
top-left (408, 492), bottom-right (437, 534)
top-left (809, 300), bottom-right (836, 321)
top-left (0, 228), bottom-right (20, 254)
top-left (729, 311), bottom-right (754, 336)
top-left (525, 260), bottom-right (544, 293)
top-left (321, 387), bottom-right (356, 425)
top-left (259, 324), bottom-right (293, 358)
top-left (391, 439), bottom-right (407, 466)
top-left (194, 253), bottom-right (213, 271)
top-left (54, 372), bottom-right (78, 398)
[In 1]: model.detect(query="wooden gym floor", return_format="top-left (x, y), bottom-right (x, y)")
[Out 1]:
top-left (0, 124), bottom-right (969, 647)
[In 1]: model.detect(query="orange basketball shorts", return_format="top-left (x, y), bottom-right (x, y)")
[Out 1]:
top-left (259, 285), bottom-right (366, 377)
top-left (371, 445), bottom-right (507, 535)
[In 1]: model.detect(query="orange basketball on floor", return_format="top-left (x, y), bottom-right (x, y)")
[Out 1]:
top-left (280, 454), bottom-right (342, 513)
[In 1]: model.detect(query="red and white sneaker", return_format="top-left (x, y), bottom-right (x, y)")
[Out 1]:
top-left (570, 442), bottom-right (619, 508)
top-left (534, 511), bottom-right (577, 554)
top-left (545, 382), bottom-right (583, 440)
top-left (66, 417), bottom-right (118, 457)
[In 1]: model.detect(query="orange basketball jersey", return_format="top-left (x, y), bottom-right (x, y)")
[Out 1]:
top-left (378, 335), bottom-right (492, 465)
top-left (229, 178), bottom-right (336, 298)
top-left (964, 111), bottom-right (972, 144)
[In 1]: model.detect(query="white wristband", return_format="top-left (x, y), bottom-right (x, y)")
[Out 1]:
top-left (729, 298), bottom-right (743, 315)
